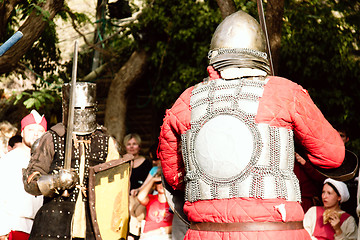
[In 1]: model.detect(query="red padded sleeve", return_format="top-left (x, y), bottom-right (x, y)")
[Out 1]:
top-left (256, 76), bottom-right (344, 168)
top-left (158, 87), bottom-right (193, 190)
top-left (292, 83), bottom-right (344, 168)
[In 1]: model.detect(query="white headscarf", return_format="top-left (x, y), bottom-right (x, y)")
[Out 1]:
top-left (324, 178), bottom-right (350, 203)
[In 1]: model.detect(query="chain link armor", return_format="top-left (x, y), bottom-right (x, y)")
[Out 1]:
top-left (182, 77), bottom-right (301, 203)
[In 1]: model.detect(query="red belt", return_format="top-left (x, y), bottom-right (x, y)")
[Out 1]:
top-left (190, 221), bottom-right (304, 232)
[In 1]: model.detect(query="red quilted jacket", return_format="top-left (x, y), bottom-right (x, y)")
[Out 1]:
top-left (158, 67), bottom-right (344, 240)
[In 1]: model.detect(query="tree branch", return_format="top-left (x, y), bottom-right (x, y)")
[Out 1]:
top-left (0, 0), bottom-right (22, 39)
top-left (0, 0), bottom-right (65, 74)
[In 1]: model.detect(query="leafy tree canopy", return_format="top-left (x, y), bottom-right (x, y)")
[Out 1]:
top-left (2, 0), bottom-right (360, 150)
top-left (280, 0), bottom-right (360, 149)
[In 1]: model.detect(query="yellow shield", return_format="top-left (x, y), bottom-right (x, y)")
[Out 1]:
top-left (89, 159), bottom-right (130, 240)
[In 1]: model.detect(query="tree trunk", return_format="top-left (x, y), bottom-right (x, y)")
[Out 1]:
top-left (91, 0), bottom-right (107, 71)
top-left (265, 0), bottom-right (285, 75)
top-left (215, 0), bottom-right (236, 19)
top-left (0, 0), bottom-right (22, 40)
top-left (104, 50), bottom-right (148, 142)
top-left (0, 0), bottom-right (64, 74)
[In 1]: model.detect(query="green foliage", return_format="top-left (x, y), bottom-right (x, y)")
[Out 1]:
top-left (129, 0), bottom-right (221, 109)
top-left (280, 0), bottom-right (360, 144)
top-left (1, 1), bottom-right (63, 77)
top-left (15, 89), bottom-right (56, 109)
top-left (4, 0), bottom-right (360, 150)
top-left (30, 3), bottom-right (51, 22)
top-left (125, 0), bottom-right (360, 150)
top-left (2, 0), bottom-right (92, 123)
top-left (23, 23), bottom-right (61, 74)
top-left (126, 0), bottom-right (269, 110)
top-left (12, 73), bottom-right (63, 123)
top-left (0, 1), bottom-right (98, 127)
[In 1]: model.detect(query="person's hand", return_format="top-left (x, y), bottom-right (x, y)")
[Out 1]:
top-left (152, 176), bottom-right (162, 183)
top-left (57, 168), bottom-right (78, 190)
top-left (295, 152), bottom-right (306, 166)
top-left (328, 212), bottom-right (342, 235)
top-left (0, 234), bottom-right (8, 240)
top-left (130, 188), bottom-right (139, 197)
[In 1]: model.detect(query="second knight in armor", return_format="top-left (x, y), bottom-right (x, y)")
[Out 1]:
top-left (23, 82), bottom-right (132, 240)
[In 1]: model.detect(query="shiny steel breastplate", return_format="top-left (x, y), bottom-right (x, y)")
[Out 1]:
top-left (182, 78), bottom-right (300, 202)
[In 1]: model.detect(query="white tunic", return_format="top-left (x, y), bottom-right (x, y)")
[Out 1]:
top-left (0, 147), bottom-right (43, 235)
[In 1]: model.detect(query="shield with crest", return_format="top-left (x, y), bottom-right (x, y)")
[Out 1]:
top-left (89, 159), bottom-right (131, 240)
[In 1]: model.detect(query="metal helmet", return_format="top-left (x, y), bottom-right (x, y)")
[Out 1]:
top-left (62, 82), bottom-right (97, 135)
top-left (208, 10), bottom-right (270, 74)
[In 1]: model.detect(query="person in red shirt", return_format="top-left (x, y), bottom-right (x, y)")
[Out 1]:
top-left (137, 173), bottom-right (173, 240)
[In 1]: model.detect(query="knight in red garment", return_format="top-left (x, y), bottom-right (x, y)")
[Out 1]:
top-left (158, 10), bottom-right (345, 240)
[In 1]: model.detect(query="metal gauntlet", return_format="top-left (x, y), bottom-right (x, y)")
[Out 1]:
top-left (37, 169), bottom-right (79, 197)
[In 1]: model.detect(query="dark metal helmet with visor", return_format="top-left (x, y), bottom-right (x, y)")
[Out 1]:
top-left (62, 82), bottom-right (97, 135)
top-left (208, 10), bottom-right (270, 75)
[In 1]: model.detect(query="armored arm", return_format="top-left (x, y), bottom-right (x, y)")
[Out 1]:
top-left (23, 168), bottom-right (78, 197)
top-left (23, 126), bottom-right (78, 197)
top-left (37, 169), bottom-right (78, 197)
top-left (23, 131), bottom-right (54, 196)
